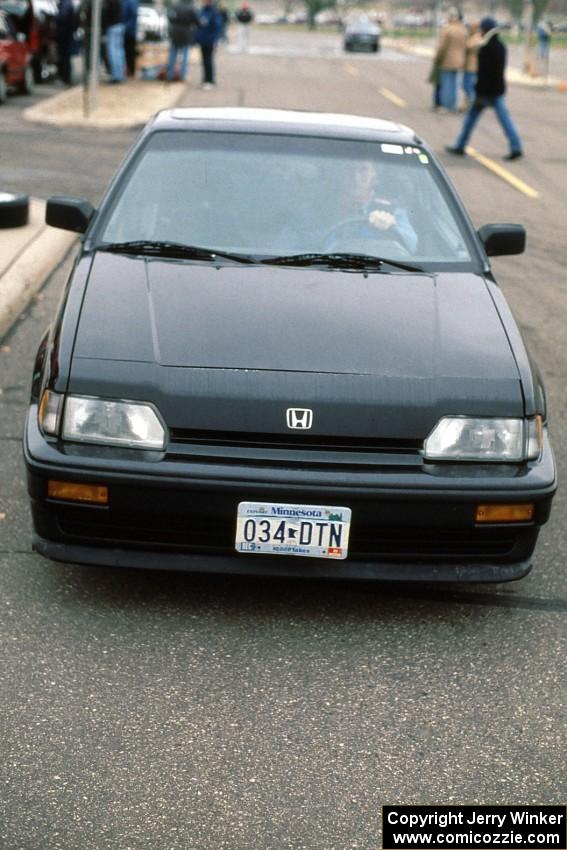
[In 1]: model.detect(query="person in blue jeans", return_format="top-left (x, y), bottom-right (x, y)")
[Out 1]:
top-left (462, 20), bottom-right (481, 108)
top-left (432, 7), bottom-right (466, 112)
top-left (446, 17), bottom-right (523, 161)
top-left (536, 20), bottom-right (551, 62)
top-left (166, 0), bottom-right (199, 81)
top-left (102, 0), bottom-right (126, 82)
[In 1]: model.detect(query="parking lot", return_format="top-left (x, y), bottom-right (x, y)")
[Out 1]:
top-left (1, 25), bottom-right (566, 849)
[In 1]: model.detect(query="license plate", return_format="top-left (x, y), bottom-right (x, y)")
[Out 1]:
top-left (235, 501), bottom-right (351, 560)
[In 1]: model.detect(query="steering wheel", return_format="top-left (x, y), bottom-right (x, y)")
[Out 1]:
top-left (321, 215), bottom-right (408, 254)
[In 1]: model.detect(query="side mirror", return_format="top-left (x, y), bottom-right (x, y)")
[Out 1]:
top-left (46, 196), bottom-right (96, 234)
top-left (477, 223), bottom-right (526, 257)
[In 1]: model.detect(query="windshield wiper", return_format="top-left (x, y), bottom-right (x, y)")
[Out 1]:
top-left (98, 240), bottom-right (256, 264)
top-left (260, 252), bottom-right (423, 273)
top-left (97, 243), bottom-right (423, 272)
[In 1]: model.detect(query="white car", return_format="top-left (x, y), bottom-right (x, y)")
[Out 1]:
top-left (137, 3), bottom-right (167, 42)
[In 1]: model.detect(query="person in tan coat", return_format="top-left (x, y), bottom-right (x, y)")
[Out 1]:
top-left (433, 7), bottom-right (467, 111)
top-left (462, 21), bottom-right (482, 107)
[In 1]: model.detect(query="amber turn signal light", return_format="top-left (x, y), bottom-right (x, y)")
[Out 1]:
top-left (47, 480), bottom-right (108, 505)
top-left (475, 503), bottom-right (534, 523)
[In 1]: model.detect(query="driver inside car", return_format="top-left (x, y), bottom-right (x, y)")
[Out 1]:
top-left (327, 160), bottom-right (419, 255)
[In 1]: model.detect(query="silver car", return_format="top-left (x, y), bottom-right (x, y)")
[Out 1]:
top-left (344, 17), bottom-right (381, 52)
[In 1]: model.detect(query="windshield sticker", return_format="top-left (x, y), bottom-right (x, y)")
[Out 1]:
top-left (383, 144), bottom-right (427, 160)
top-left (381, 144), bottom-right (404, 155)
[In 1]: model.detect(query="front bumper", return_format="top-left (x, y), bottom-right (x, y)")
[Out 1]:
top-left (24, 407), bottom-right (557, 582)
top-left (344, 37), bottom-right (379, 51)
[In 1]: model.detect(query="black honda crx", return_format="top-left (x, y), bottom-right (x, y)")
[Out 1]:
top-left (25, 108), bottom-right (557, 582)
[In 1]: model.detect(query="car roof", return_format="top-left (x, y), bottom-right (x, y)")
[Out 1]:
top-left (148, 107), bottom-right (422, 146)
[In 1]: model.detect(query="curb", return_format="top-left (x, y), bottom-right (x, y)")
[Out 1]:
top-left (23, 78), bottom-right (188, 129)
top-left (0, 200), bottom-right (77, 341)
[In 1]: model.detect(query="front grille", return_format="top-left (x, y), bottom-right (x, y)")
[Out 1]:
top-left (169, 428), bottom-right (422, 453)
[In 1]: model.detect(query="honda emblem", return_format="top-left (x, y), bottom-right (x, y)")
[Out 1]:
top-left (286, 408), bottom-right (313, 430)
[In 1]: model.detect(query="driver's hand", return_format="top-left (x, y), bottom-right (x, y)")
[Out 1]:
top-left (368, 209), bottom-right (396, 231)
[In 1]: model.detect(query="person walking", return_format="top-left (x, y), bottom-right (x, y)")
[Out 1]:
top-left (122, 0), bottom-right (139, 77)
top-left (462, 20), bottom-right (481, 109)
top-left (432, 7), bottom-right (467, 112)
top-left (102, 0), bottom-right (126, 82)
top-left (166, 0), bottom-right (199, 81)
top-left (446, 17), bottom-right (523, 161)
top-left (235, 1), bottom-right (253, 52)
top-left (54, 0), bottom-right (76, 85)
top-left (196, 0), bottom-right (221, 88)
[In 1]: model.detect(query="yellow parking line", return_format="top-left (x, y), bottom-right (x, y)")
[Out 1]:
top-left (344, 64), bottom-right (359, 76)
top-left (466, 146), bottom-right (539, 199)
top-left (379, 88), bottom-right (407, 108)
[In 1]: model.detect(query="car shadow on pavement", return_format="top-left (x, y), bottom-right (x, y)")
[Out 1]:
top-left (39, 558), bottom-right (550, 624)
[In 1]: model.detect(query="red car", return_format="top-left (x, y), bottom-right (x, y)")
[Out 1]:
top-left (0, 0), bottom-right (56, 83)
top-left (0, 7), bottom-right (33, 100)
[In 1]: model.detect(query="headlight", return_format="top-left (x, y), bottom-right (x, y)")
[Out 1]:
top-left (62, 395), bottom-right (167, 450)
top-left (424, 416), bottom-right (542, 462)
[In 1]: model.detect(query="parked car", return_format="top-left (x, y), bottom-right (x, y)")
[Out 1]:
top-left (26, 108), bottom-right (557, 582)
top-left (137, 1), bottom-right (167, 41)
top-left (391, 12), bottom-right (433, 28)
top-left (344, 16), bottom-right (380, 52)
top-left (0, 7), bottom-right (33, 100)
top-left (0, 0), bottom-right (57, 82)
top-left (255, 13), bottom-right (280, 24)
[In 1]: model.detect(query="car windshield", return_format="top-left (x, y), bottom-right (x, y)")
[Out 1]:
top-left (347, 18), bottom-right (376, 32)
top-left (98, 131), bottom-right (476, 267)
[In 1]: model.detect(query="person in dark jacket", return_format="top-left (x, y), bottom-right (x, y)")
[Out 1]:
top-left (195, 0), bottom-right (221, 88)
top-left (166, 0), bottom-right (199, 81)
top-left (55, 0), bottom-right (75, 85)
top-left (122, 0), bottom-right (139, 76)
top-left (445, 17), bottom-right (523, 161)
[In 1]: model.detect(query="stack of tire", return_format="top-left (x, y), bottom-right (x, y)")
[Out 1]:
top-left (0, 192), bottom-right (29, 228)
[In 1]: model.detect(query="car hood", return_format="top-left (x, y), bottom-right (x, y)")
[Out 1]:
top-left (69, 253), bottom-right (524, 437)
